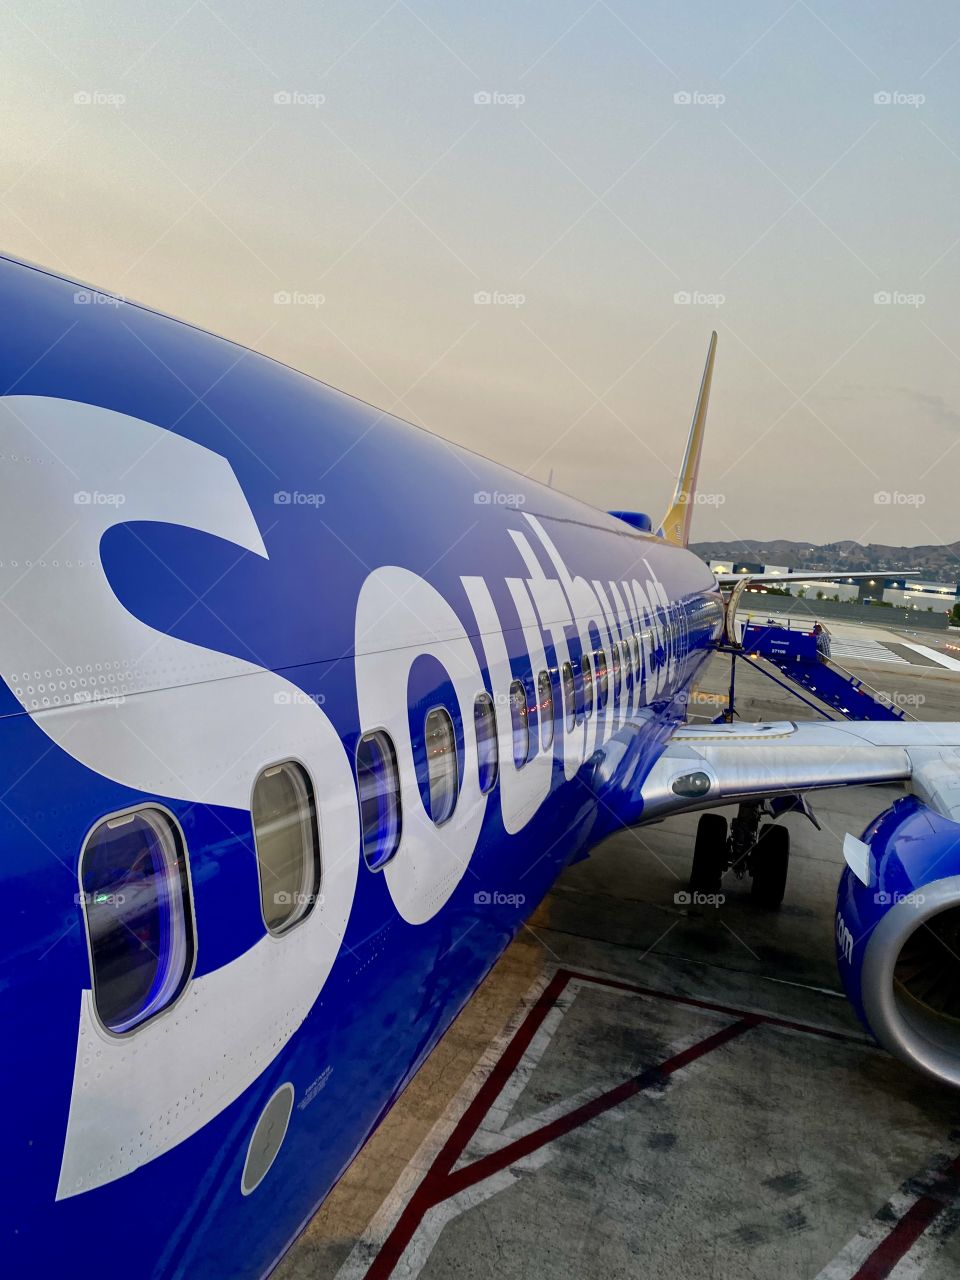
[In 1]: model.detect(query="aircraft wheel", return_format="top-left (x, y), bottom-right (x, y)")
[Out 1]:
top-left (750, 824), bottom-right (790, 909)
top-left (690, 813), bottom-right (728, 895)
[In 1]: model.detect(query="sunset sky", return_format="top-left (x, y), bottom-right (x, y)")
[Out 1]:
top-left (3, 1), bottom-right (960, 547)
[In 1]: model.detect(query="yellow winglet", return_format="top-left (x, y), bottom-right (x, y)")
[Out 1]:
top-left (656, 331), bottom-right (718, 547)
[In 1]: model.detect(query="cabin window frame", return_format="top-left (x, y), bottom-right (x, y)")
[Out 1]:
top-left (423, 704), bottom-right (459, 826)
top-left (595, 649), bottom-right (608, 708)
top-left (561, 661), bottom-right (576, 731)
top-left (78, 802), bottom-right (196, 1038)
top-left (474, 692), bottom-right (500, 794)
top-left (537, 669), bottom-right (555, 750)
top-left (509, 678), bottom-right (530, 767)
top-left (581, 652), bottom-right (594, 718)
top-left (251, 758), bottom-right (323, 937)
top-left (356, 729), bottom-right (403, 871)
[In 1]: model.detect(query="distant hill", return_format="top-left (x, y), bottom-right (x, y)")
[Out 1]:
top-left (688, 539), bottom-right (960, 582)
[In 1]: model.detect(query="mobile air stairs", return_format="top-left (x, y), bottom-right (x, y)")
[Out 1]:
top-left (729, 616), bottom-right (906, 723)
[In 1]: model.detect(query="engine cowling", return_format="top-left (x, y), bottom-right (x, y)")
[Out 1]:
top-left (837, 795), bottom-right (960, 1087)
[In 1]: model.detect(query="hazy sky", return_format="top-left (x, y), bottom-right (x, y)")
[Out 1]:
top-left (3, 1), bottom-right (960, 547)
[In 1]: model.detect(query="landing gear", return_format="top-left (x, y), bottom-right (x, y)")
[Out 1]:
top-left (687, 803), bottom-right (791, 909)
top-left (749, 824), bottom-right (790, 909)
top-left (690, 813), bottom-right (728, 894)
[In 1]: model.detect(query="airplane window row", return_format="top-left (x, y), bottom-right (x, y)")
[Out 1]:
top-left (77, 623), bottom-right (665, 1038)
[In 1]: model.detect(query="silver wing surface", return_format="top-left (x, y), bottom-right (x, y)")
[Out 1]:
top-left (640, 720), bottom-right (960, 825)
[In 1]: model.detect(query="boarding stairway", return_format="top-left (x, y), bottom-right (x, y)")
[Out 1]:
top-left (721, 617), bottom-right (906, 722)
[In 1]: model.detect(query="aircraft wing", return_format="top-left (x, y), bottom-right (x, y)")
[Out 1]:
top-left (638, 719), bottom-right (960, 825)
top-left (714, 570), bottom-right (918, 588)
top-left (717, 569), bottom-right (921, 642)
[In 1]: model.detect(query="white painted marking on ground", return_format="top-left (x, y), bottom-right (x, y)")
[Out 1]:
top-left (899, 641), bottom-right (960, 671)
top-left (466, 1017), bottom-right (725, 1157)
top-left (480, 986), bottom-right (578, 1138)
top-left (812, 1141), bottom-right (960, 1280)
top-left (393, 1019), bottom-right (732, 1277)
top-left (886, 1220), bottom-right (958, 1280)
top-left (830, 638), bottom-right (908, 665)
top-left (813, 1185), bottom-right (921, 1279)
top-left (391, 1170), bottom-right (520, 1279)
top-left (340, 972), bottom-right (738, 1280)
top-left (332, 972), bottom-right (552, 1280)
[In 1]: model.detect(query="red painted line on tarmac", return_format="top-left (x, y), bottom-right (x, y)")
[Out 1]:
top-left (363, 969), bottom-right (757, 1280)
top-left (359, 968), bottom-right (881, 1280)
top-left (562, 967), bottom-right (869, 1045)
top-left (851, 1153), bottom-right (960, 1279)
top-left (439, 1015), bottom-right (757, 1201)
top-left (362, 968), bottom-right (571, 1280)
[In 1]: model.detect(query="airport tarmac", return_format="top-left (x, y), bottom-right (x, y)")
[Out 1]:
top-left (741, 609), bottom-right (960, 672)
top-left (276, 630), bottom-right (960, 1280)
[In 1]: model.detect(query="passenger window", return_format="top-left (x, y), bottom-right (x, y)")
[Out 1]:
top-left (474, 693), bottom-right (499, 794)
top-left (424, 706), bottom-right (458, 824)
top-left (510, 679), bottom-right (529, 766)
top-left (538, 670), bottom-right (554, 749)
top-left (611, 644), bottom-right (621, 702)
top-left (356, 731), bottom-right (402, 870)
top-left (80, 806), bottom-right (194, 1034)
top-left (581, 652), bottom-right (593, 717)
top-left (632, 635), bottom-right (641, 670)
top-left (252, 760), bottom-right (321, 934)
top-left (561, 661), bottom-right (576, 731)
top-left (595, 649), bottom-right (608, 708)
top-left (621, 640), bottom-right (632, 695)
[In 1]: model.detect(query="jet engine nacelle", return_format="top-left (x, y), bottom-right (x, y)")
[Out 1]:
top-left (836, 796), bottom-right (960, 1088)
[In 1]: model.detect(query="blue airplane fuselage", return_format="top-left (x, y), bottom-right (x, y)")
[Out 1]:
top-left (0, 255), bottom-right (722, 1279)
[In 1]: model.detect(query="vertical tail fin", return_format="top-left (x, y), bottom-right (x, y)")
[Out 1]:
top-left (656, 331), bottom-right (717, 547)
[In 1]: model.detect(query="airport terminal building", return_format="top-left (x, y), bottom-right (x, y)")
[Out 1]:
top-left (708, 561), bottom-right (960, 616)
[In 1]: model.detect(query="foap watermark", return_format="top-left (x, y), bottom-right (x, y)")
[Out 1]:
top-left (874, 490), bottom-right (925, 506)
top-left (75, 889), bottom-right (126, 907)
top-left (874, 890), bottom-right (926, 906)
top-left (474, 490), bottom-right (525, 507)
top-left (274, 490), bottom-right (325, 506)
top-left (875, 690), bottom-right (926, 709)
top-left (474, 90), bottom-right (525, 108)
top-left (273, 689), bottom-right (326, 707)
top-left (474, 290), bottom-right (526, 307)
top-left (874, 290), bottom-right (925, 307)
top-left (73, 90), bottom-right (125, 108)
top-left (274, 890), bottom-right (324, 908)
top-left (273, 90), bottom-right (325, 107)
top-left (674, 90), bottom-right (725, 108)
top-left (675, 890), bottom-right (725, 907)
top-left (679, 491), bottom-right (725, 506)
top-left (474, 890), bottom-right (526, 906)
top-left (74, 289), bottom-right (123, 307)
top-left (74, 490), bottom-right (126, 507)
top-left (874, 90), bottom-right (925, 108)
top-left (74, 690), bottom-right (126, 708)
top-left (690, 690), bottom-right (726, 707)
top-left (674, 290), bottom-right (725, 307)
top-left (274, 290), bottom-right (325, 307)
